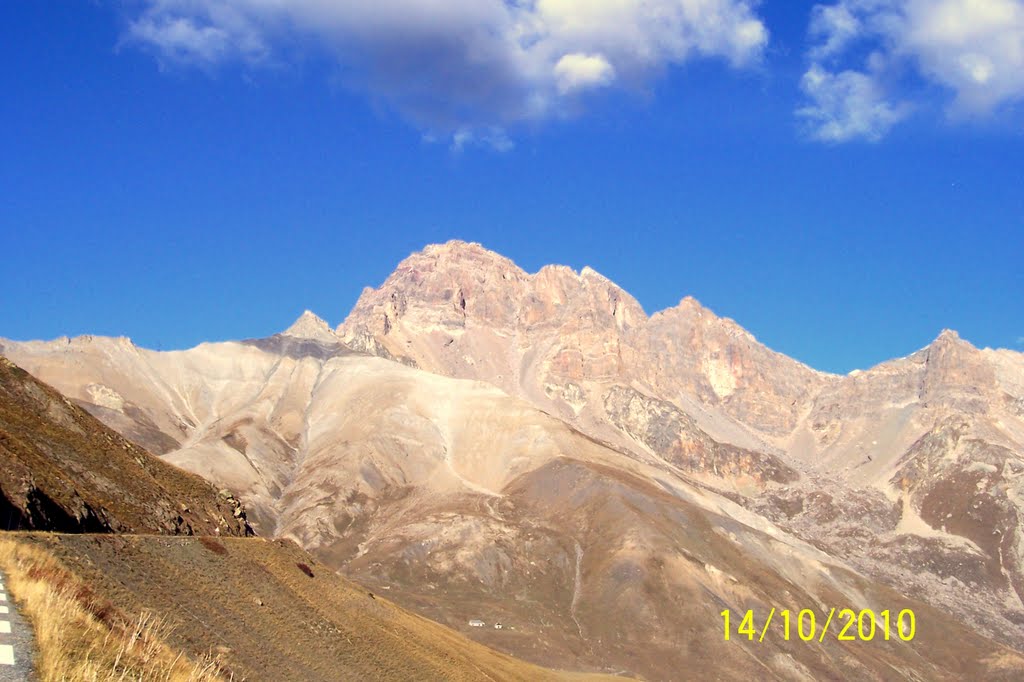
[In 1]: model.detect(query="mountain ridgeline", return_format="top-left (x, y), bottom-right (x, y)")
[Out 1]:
top-left (4, 240), bottom-right (1024, 680)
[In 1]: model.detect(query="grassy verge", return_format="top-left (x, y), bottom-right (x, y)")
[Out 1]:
top-left (0, 536), bottom-right (226, 681)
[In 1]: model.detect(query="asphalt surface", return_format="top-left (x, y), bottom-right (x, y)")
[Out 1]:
top-left (0, 571), bottom-right (34, 681)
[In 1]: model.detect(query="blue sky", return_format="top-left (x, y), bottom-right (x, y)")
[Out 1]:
top-left (1, 1), bottom-right (1022, 374)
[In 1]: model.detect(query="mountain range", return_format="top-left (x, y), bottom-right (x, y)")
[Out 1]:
top-left (4, 240), bottom-right (1023, 680)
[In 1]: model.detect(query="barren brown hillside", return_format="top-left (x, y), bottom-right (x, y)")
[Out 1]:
top-left (1, 532), bottom-right (610, 682)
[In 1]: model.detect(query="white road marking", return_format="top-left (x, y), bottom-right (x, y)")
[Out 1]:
top-left (0, 570), bottom-right (15, 667)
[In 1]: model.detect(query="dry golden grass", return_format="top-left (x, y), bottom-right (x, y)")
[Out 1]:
top-left (0, 537), bottom-right (226, 681)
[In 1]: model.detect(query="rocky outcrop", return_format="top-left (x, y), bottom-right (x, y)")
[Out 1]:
top-left (0, 480), bottom-right (112, 533)
top-left (893, 418), bottom-right (1024, 605)
top-left (603, 385), bottom-right (798, 489)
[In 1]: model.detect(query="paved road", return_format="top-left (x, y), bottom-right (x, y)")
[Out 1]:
top-left (0, 571), bottom-right (34, 681)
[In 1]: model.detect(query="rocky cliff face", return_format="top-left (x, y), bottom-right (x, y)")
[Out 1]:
top-left (340, 241), bottom-right (830, 458)
top-left (602, 385), bottom-right (799, 491)
top-left (4, 241), bottom-right (1024, 679)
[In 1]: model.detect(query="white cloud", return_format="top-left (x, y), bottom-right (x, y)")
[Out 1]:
top-left (128, 17), bottom-right (233, 64)
top-left (797, 64), bottom-right (908, 141)
top-left (808, 3), bottom-right (862, 59)
top-left (902, 0), bottom-right (1024, 114)
top-left (554, 53), bottom-right (615, 94)
top-left (450, 126), bottom-right (514, 153)
top-left (125, 3), bottom-right (269, 66)
top-left (121, 0), bottom-right (768, 140)
top-left (800, 0), bottom-right (1024, 141)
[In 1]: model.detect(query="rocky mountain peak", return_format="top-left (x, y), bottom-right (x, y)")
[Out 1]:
top-left (915, 328), bottom-right (996, 406)
top-left (578, 265), bottom-right (627, 291)
top-left (919, 328), bottom-right (978, 361)
top-left (648, 295), bottom-right (714, 324)
top-left (283, 310), bottom-right (337, 342)
top-left (932, 328), bottom-right (964, 346)
top-left (678, 295), bottom-right (706, 311)
top-left (650, 295), bottom-right (755, 342)
top-left (338, 243), bottom-right (835, 437)
top-left (416, 240), bottom-right (526, 277)
top-left (424, 239), bottom-right (490, 256)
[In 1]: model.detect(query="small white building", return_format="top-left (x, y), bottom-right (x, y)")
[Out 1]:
top-left (494, 623), bottom-right (503, 630)
top-left (468, 619), bottom-right (485, 627)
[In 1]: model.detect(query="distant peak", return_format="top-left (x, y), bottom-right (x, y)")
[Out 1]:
top-left (929, 328), bottom-right (973, 351)
top-left (382, 242), bottom-right (529, 290)
top-left (283, 310), bottom-right (337, 342)
top-left (914, 328), bottom-right (980, 362)
top-left (426, 239), bottom-right (476, 251)
top-left (676, 296), bottom-right (712, 315)
top-left (423, 240), bottom-right (493, 259)
top-left (411, 241), bottom-right (523, 271)
top-left (579, 265), bottom-right (636, 300)
top-left (295, 309), bottom-right (327, 324)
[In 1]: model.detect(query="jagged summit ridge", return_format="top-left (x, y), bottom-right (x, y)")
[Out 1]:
top-left (339, 241), bottom-right (832, 440)
top-left (376, 240), bottom-right (840, 325)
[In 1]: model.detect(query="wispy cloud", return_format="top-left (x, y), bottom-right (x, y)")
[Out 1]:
top-left (121, 0), bottom-right (769, 146)
top-left (797, 64), bottom-right (909, 142)
top-left (799, 0), bottom-right (1024, 142)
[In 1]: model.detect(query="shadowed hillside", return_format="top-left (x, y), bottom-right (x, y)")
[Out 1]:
top-left (0, 355), bottom-right (252, 536)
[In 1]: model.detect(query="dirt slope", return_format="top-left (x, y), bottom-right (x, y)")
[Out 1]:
top-left (3, 532), bottom-right (605, 682)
